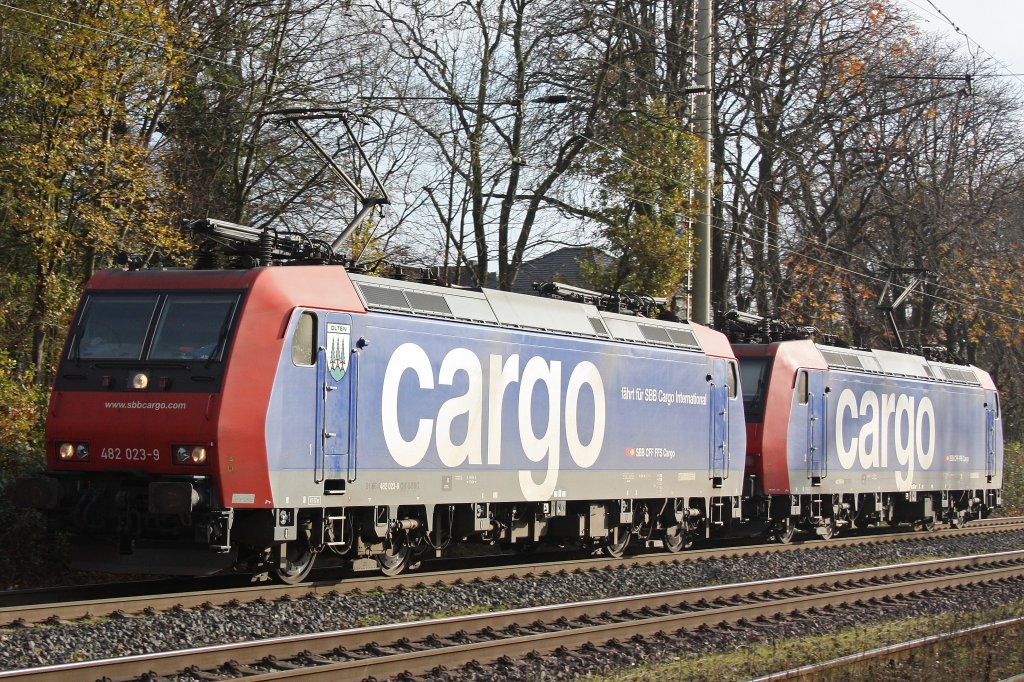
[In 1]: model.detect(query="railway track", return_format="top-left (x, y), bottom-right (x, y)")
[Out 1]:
top-left (3, 549), bottom-right (1023, 681)
top-left (749, 614), bottom-right (1024, 681)
top-left (2, 519), bottom-right (1022, 628)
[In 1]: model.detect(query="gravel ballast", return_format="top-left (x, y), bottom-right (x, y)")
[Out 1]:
top-left (1, 530), bottom-right (1023, 673)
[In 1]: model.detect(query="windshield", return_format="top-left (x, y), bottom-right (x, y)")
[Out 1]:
top-left (74, 292), bottom-right (239, 362)
top-left (77, 295), bottom-right (159, 360)
top-left (738, 356), bottom-right (771, 423)
top-left (150, 294), bottom-right (238, 360)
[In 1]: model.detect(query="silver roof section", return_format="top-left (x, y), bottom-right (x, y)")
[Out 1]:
top-left (485, 289), bottom-right (598, 336)
top-left (348, 273), bottom-right (702, 352)
top-left (817, 344), bottom-right (981, 385)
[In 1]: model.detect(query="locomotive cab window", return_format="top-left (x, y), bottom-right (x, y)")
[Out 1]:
top-left (738, 357), bottom-right (771, 422)
top-left (292, 311), bottom-right (316, 366)
top-left (727, 362), bottom-right (739, 399)
top-left (71, 292), bottom-right (241, 362)
top-left (150, 294), bottom-right (239, 361)
top-left (796, 370), bottom-right (809, 405)
top-left (75, 294), bottom-right (160, 360)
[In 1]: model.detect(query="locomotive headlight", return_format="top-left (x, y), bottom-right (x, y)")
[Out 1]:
top-left (131, 372), bottom-right (149, 390)
top-left (172, 444), bottom-right (208, 465)
top-left (58, 442), bottom-right (89, 461)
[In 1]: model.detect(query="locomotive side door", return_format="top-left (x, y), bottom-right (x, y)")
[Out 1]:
top-left (804, 370), bottom-right (827, 485)
top-left (985, 392), bottom-right (999, 483)
top-left (317, 314), bottom-right (355, 486)
top-left (708, 359), bottom-right (735, 488)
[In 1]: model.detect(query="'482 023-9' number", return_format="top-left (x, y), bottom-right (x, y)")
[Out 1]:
top-left (100, 447), bottom-right (160, 462)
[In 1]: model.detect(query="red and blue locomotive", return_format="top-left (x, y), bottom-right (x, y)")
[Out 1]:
top-left (731, 326), bottom-right (1002, 543)
top-left (16, 220), bottom-right (1003, 580)
top-left (18, 220), bottom-right (750, 581)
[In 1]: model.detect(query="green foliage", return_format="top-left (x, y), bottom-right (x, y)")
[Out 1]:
top-left (0, 0), bottom-right (190, 378)
top-left (0, 351), bottom-right (46, 455)
top-left (0, 352), bottom-right (60, 588)
top-left (582, 101), bottom-right (703, 298)
top-left (1001, 442), bottom-right (1023, 516)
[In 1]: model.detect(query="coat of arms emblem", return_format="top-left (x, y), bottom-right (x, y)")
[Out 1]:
top-left (326, 322), bottom-right (350, 381)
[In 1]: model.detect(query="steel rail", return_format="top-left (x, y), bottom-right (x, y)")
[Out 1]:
top-left (2, 521), bottom-right (1022, 627)
top-left (747, 614), bottom-right (1024, 681)
top-left (3, 550), bottom-right (1024, 681)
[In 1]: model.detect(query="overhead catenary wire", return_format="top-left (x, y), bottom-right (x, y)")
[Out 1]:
top-left (575, 8), bottom-right (1024, 323)
top-left (911, 0), bottom-right (1024, 89)
top-left (572, 129), bottom-right (1024, 328)
top-left (3, 0), bottom-right (1021, 328)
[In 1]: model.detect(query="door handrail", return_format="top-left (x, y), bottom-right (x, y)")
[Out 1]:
top-left (348, 347), bottom-right (360, 483)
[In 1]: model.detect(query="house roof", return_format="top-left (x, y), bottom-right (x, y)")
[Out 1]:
top-left (509, 246), bottom-right (613, 294)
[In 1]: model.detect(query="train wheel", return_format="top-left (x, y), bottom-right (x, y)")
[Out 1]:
top-left (274, 543), bottom-right (316, 584)
top-left (602, 526), bottom-right (631, 558)
top-left (377, 539), bottom-right (412, 576)
top-left (662, 524), bottom-right (692, 553)
top-left (918, 516), bottom-right (936, 532)
top-left (774, 518), bottom-right (797, 544)
top-left (818, 517), bottom-right (836, 540)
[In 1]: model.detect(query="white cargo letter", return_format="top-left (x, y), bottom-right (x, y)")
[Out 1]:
top-left (487, 354), bottom-right (520, 465)
top-left (382, 343), bottom-right (434, 467)
top-left (565, 361), bottom-right (605, 468)
top-left (835, 389), bottom-right (858, 469)
top-left (435, 348), bottom-right (483, 467)
top-left (894, 395), bottom-right (915, 490)
top-left (916, 396), bottom-right (935, 470)
top-left (858, 391), bottom-right (880, 468)
top-left (518, 357), bottom-right (561, 500)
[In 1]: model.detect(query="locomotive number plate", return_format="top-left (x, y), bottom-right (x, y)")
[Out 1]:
top-left (100, 447), bottom-right (161, 462)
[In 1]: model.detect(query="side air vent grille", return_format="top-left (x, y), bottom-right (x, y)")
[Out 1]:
top-left (588, 317), bottom-right (609, 337)
top-left (358, 284), bottom-right (411, 311)
top-left (638, 324), bottom-right (673, 344)
top-left (820, 350), bottom-right (865, 370)
top-left (667, 328), bottom-right (698, 347)
top-left (820, 350), bottom-right (843, 367)
top-left (941, 367), bottom-right (979, 385)
top-left (406, 291), bottom-right (452, 316)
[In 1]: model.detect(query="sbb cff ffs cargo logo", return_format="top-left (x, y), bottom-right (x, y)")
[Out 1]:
top-left (380, 342), bottom-right (606, 500)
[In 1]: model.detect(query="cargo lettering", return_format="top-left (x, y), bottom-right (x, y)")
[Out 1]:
top-left (834, 388), bottom-right (935, 490)
top-left (381, 342), bottom-right (606, 500)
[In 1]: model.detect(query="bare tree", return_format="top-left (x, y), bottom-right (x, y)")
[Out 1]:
top-left (163, 0), bottom-right (380, 232)
top-left (368, 0), bottom-right (628, 288)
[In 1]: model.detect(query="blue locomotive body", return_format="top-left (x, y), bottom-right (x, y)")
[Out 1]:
top-left (736, 341), bottom-right (1002, 540)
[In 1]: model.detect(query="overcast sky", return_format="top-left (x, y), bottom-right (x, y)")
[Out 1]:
top-left (899, 0), bottom-right (1024, 79)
